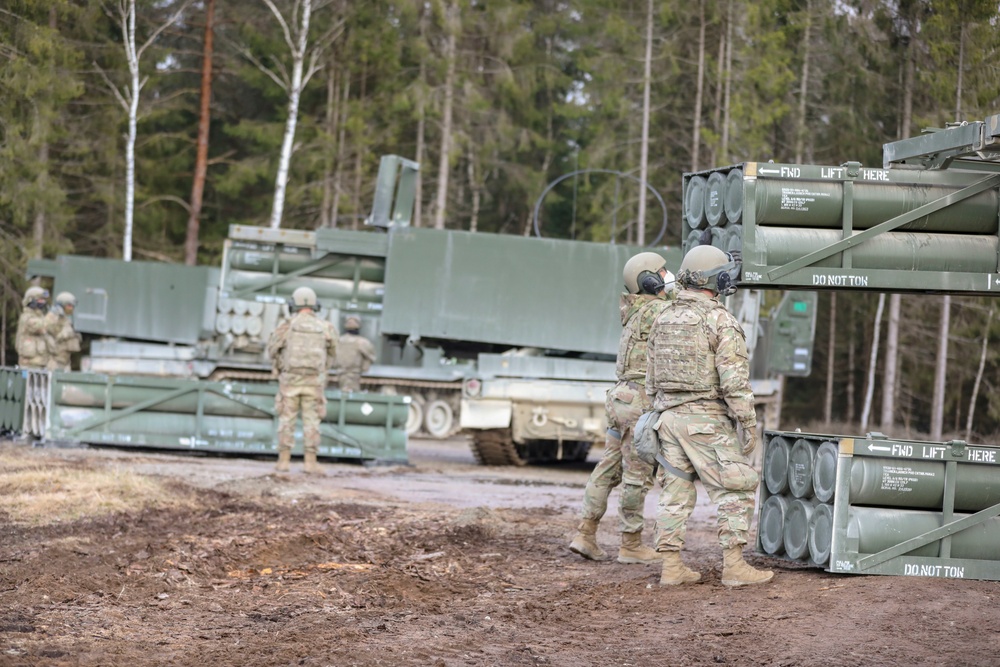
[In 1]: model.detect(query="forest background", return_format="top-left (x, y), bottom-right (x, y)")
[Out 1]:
top-left (2, 0), bottom-right (1000, 440)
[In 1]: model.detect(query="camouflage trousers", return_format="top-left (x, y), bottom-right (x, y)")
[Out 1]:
top-left (579, 381), bottom-right (657, 533)
top-left (653, 409), bottom-right (759, 551)
top-left (338, 370), bottom-right (363, 393)
top-left (276, 383), bottom-right (327, 455)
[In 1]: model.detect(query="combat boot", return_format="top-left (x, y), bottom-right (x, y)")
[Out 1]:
top-left (568, 519), bottom-right (607, 560)
top-left (721, 547), bottom-right (774, 587)
top-left (658, 551), bottom-right (701, 585)
top-left (275, 449), bottom-right (291, 473)
top-left (303, 450), bottom-right (323, 475)
top-left (617, 531), bottom-right (663, 564)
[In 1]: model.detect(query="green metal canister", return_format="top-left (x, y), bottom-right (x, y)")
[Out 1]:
top-left (724, 169), bottom-right (743, 224)
top-left (807, 502), bottom-right (834, 565)
top-left (53, 384), bottom-right (407, 428)
top-left (750, 227), bottom-right (999, 273)
top-left (811, 441), bottom-right (839, 502)
top-left (788, 438), bottom-right (817, 498)
top-left (783, 497), bottom-right (820, 560)
top-left (811, 451), bottom-right (1000, 511)
top-left (227, 249), bottom-right (386, 283)
top-left (753, 179), bottom-right (1000, 233)
top-left (705, 171), bottom-right (727, 227)
top-left (224, 271), bottom-right (384, 303)
top-left (760, 494), bottom-right (789, 555)
top-left (847, 506), bottom-right (1000, 560)
top-left (763, 435), bottom-right (792, 495)
top-left (685, 176), bottom-right (708, 230)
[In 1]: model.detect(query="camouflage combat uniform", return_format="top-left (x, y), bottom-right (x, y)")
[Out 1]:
top-left (15, 307), bottom-right (51, 369)
top-left (336, 332), bottom-right (376, 392)
top-left (646, 289), bottom-right (759, 551)
top-left (45, 308), bottom-right (81, 371)
top-left (266, 311), bottom-right (338, 461)
top-left (579, 292), bottom-right (671, 532)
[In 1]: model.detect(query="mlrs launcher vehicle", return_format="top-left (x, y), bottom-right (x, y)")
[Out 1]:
top-left (28, 156), bottom-right (816, 465)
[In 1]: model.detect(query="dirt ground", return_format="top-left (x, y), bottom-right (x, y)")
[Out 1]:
top-left (2, 437), bottom-right (999, 667)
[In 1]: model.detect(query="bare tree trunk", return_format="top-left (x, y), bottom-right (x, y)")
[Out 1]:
top-left (636, 0), bottom-right (654, 244)
top-left (467, 145), bottom-right (481, 233)
top-left (268, 0), bottom-right (314, 229)
top-left (185, 0), bottom-right (215, 264)
top-left (930, 295), bottom-right (950, 440)
top-left (331, 77), bottom-right (349, 228)
top-left (351, 60), bottom-right (366, 230)
top-left (101, 0), bottom-right (191, 259)
top-left (525, 36), bottom-right (556, 237)
top-left (955, 22), bottom-right (965, 120)
top-left (966, 305), bottom-right (993, 442)
top-left (33, 133), bottom-right (48, 261)
top-left (720, 0), bottom-right (733, 161)
top-left (823, 292), bottom-right (836, 428)
top-left (880, 21), bottom-right (918, 431)
top-left (861, 293), bottom-right (885, 432)
top-left (691, 0), bottom-right (705, 171)
top-left (413, 25), bottom-right (427, 228)
top-left (433, 1), bottom-right (459, 231)
top-left (710, 11), bottom-right (724, 166)
top-left (320, 63), bottom-right (338, 228)
top-left (793, 0), bottom-right (811, 165)
top-left (123, 0), bottom-right (140, 260)
top-left (880, 294), bottom-right (900, 432)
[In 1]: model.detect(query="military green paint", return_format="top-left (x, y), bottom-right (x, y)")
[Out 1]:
top-left (379, 227), bottom-right (683, 357)
top-left (27, 256), bottom-right (218, 344)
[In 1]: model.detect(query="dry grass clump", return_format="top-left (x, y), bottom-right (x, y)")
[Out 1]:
top-left (0, 447), bottom-right (196, 525)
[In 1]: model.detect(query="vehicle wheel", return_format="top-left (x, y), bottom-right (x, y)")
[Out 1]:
top-left (424, 399), bottom-right (455, 438)
top-left (406, 394), bottom-right (425, 436)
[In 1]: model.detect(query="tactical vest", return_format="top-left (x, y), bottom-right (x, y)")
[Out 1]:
top-left (648, 296), bottom-right (718, 392)
top-left (281, 313), bottom-right (329, 373)
top-left (616, 298), bottom-right (667, 382)
top-left (15, 311), bottom-right (47, 363)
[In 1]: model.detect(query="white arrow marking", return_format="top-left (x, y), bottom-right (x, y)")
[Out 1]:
top-left (868, 443), bottom-right (891, 452)
top-left (759, 168), bottom-right (781, 175)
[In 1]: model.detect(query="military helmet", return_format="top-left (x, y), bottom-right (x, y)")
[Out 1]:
top-left (291, 287), bottom-right (318, 308)
top-left (623, 252), bottom-right (668, 295)
top-left (22, 286), bottom-right (49, 307)
top-left (55, 292), bottom-right (77, 308)
top-left (678, 245), bottom-right (739, 296)
top-left (344, 315), bottom-right (361, 330)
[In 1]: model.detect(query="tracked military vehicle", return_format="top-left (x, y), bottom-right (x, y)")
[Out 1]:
top-left (28, 157), bottom-right (814, 465)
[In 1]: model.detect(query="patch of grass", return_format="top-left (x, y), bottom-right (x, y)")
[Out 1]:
top-left (0, 449), bottom-right (196, 525)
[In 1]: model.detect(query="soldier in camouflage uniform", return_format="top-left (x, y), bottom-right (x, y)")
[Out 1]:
top-left (336, 315), bottom-right (376, 392)
top-left (45, 292), bottom-right (82, 372)
top-left (15, 287), bottom-right (52, 369)
top-left (266, 287), bottom-right (338, 474)
top-left (646, 244), bottom-right (773, 587)
top-left (569, 252), bottom-right (676, 564)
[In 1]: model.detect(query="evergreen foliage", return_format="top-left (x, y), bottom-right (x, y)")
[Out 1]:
top-left (1, 0), bottom-right (999, 436)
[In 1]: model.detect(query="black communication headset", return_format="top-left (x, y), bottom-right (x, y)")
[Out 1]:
top-left (701, 252), bottom-right (740, 296)
top-left (638, 270), bottom-right (666, 295)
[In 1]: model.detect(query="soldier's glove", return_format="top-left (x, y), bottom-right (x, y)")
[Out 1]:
top-left (740, 425), bottom-right (757, 457)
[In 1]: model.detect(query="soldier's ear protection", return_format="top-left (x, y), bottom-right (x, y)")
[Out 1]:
top-left (638, 270), bottom-right (665, 295)
top-left (704, 252), bottom-right (741, 296)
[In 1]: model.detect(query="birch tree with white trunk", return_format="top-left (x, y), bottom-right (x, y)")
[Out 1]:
top-left (99, 0), bottom-right (192, 261)
top-left (237, 0), bottom-right (343, 229)
top-left (636, 0), bottom-right (654, 245)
